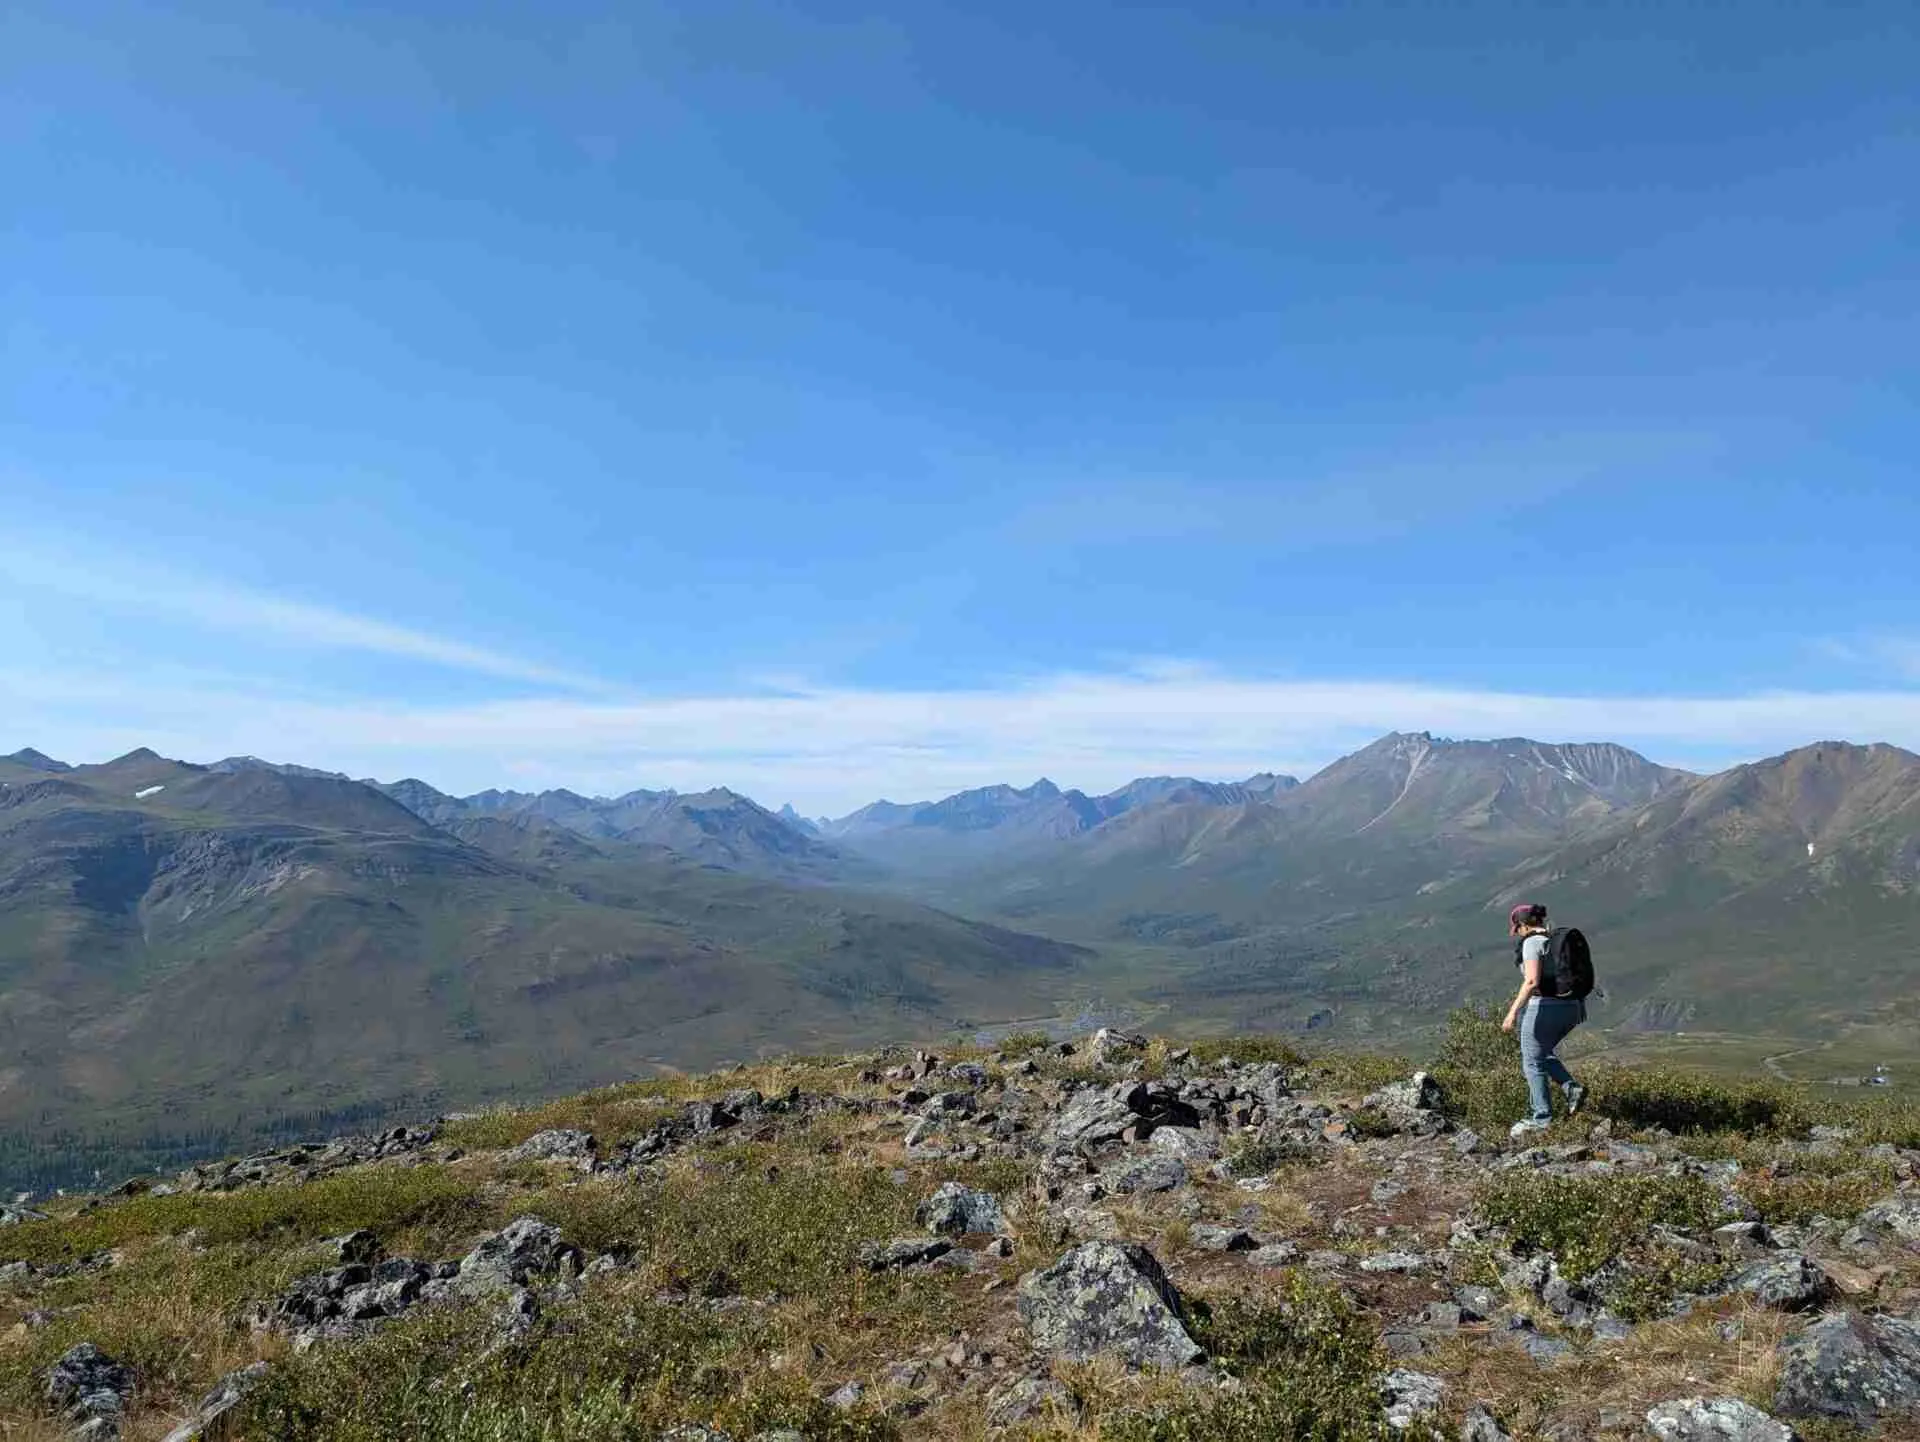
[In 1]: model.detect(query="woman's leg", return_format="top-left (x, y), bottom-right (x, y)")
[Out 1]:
top-left (1534, 1002), bottom-right (1579, 1093)
top-left (1518, 1001), bottom-right (1553, 1122)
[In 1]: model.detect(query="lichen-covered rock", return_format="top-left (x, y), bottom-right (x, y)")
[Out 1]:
top-left (1461, 1403), bottom-right (1514, 1442)
top-left (1362, 1072), bottom-right (1450, 1136)
top-left (1016, 1241), bottom-right (1203, 1369)
top-left (1646, 1396), bottom-right (1800, 1441)
top-left (1380, 1369), bottom-right (1444, 1430)
top-left (1733, 1255), bottom-right (1833, 1313)
top-left (916, 1182), bottom-right (1007, 1236)
top-left (986, 1375), bottom-right (1077, 1428)
top-left (858, 1237), bottom-right (954, 1272)
top-left (1775, 1311), bottom-right (1920, 1423)
top-left (1855, 1196), bottom-right (1920, 1243)
top-left (502, 1129), bottom-right (597, 1165)
top-left (46, 1343), bottom-right (134, 1435)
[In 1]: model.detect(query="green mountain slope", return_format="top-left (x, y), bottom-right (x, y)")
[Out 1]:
top-left (0, 753), bottom-right (1089, 1186)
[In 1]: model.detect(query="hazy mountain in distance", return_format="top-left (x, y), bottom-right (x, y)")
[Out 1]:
top-left (372, 779), bottom-right (862, 882)
top-left (821, 771), bottom-right (1304, 875)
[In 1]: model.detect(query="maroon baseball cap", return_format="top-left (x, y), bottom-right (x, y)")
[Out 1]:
top-left (1509, 903), bottom-right (1547, 927)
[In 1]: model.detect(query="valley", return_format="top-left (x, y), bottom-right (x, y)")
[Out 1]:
top-left (4, 732), bottom-right (1919, 1189)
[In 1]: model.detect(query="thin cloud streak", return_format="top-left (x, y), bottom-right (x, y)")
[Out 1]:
top-left (0, 541), bottom-right (608, 692)
top-left (8, 663), bottom-right (1920, 815)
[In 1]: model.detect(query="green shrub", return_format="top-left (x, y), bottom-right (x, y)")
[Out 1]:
top-left (1187, 1036), bottom-right (1309, 1068)
top-left (1106, 1276), bottom-right (1386, 1442)
top-left (1603, 1248), bottom-right (1735, 1322)
top-left (1476, 1172), bottom-right (1730, 1279)
top-left (1433, 1005), bottom-right (1519, 1075)
top-left (1735, 1159), bottom-right (1896, 1225)
top-left (998, 1029), bottom-right (1053, 1055)
top-left (1586, 1066), bottom-right (1802, 1136)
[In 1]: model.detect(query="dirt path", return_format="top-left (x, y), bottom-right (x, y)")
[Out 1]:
top-left (1762, 1042), bottom-right (1828, 1081)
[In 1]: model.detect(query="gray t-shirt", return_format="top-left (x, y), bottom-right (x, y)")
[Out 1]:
top-left (1521, 934), bottom-right (1550, 971)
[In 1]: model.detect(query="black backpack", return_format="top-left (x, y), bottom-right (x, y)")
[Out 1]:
top-left (1515, 926), bottom-right (1595, 1000)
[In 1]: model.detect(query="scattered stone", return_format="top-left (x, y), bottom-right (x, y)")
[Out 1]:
top-left (1646, 1397), bottom-right (1800, 1441)
top-left (1040, 1086), bottom-right (1137, 1154)
top-left (1017, 1241), bottom-right (1203, 1369)
top-left (1247, 1242), bottom-right (1302, 1268)
top-left (1380, 1369), bottom-right (1444, 1430)
top-left (1733, 1255), bottom-right (1834, 1313)
top-left (825, 1380), bottom-right (865, 1410)
top-left (917, 1182), bottom-right (1008, 1236)
top-left (1775, 1311), bottom-right (1920, 1423)
top-left (161, 1362), bottom-right (271, 1442)
top-left (859, 1237), bottom-right (954, 1272)
top-left (1088, 1028), bottom-right (1148, 1066)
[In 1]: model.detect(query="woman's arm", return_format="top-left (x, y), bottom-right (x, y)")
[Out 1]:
top-left (1502, 943), bottom-right (1542, 1033)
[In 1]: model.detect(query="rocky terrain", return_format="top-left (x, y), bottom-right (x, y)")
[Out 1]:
top-left (5, 1015), bottom-right (1920, 1440)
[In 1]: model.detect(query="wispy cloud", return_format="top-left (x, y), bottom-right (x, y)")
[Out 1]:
top-left (0, 540), bottom-right (607, 691)
top-left (8, 660), bottom-right (1920, 815)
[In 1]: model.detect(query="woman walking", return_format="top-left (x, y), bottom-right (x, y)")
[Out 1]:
top-left (1502, 902), bottom-right (1587, 1138)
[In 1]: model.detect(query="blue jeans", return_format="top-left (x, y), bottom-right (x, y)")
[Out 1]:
top-left (1521, 997), bottom-right (1584, 1122)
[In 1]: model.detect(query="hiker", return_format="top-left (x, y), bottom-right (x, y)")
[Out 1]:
top-left (1502, 902), bottom-right (1588, 1137)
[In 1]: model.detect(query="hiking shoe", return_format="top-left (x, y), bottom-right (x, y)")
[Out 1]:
top-left (1564, 1081), bottom-right (1588, 1116)
top-left (1509, 1118), bottom-right (1550, 1139)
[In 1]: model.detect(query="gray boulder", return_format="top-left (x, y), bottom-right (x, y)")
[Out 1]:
top-left (1040, 1086), bottom-right (1137, 1154)
top-left (1101, 1155), bottom-right (1189, 1195)
top-left (916, 1182), bottom-right (1008, 1237)
top-left (1775, 1311), bottom-right (1920, 1423)
top-left (47, 1343), bottom-right (134, 1434)
top-left (160, 1362), bottom-right (270, 1442)
top-left (457, 1217), bottom-right (583, 1297)
top-left (1017, 1241), bottom-right (1204, 1369)
top-left (1646, 1397), bottom-right (1800, 1441)
top-left (1732, 1255), bottom-right (1833, 1313)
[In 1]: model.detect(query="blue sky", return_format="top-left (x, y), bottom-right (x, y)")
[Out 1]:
top-left (3, 0), bottom-right (1917, 812)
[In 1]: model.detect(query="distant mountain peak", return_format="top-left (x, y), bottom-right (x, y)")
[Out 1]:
top-left (3, 748), bottom-right (70, 773)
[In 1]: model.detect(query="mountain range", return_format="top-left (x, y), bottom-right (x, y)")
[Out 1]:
top-left (4, 731), bottom-right (1919, 1188)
